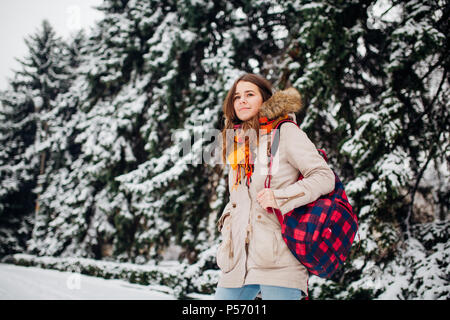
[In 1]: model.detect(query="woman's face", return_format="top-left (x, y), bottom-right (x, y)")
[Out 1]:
top-left (233, 81), bottom-right (263, 121)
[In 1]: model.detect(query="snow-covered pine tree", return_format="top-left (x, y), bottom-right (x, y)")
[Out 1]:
top-left (344, 0), bottom-right (449, 299)
top-left (276, 0), bottom-right (449, 298)
top-left (26, 0), bottom-right (145, 259)
top-left (25, 29), bottom-right (97, 257)
top-left (0, 90), bottom-right (37, 256)
top-left (0, 20), bottom-right (72, 256)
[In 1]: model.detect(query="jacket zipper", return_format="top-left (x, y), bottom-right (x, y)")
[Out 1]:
top-left (243, 185), bottom-right (253, 283)
top-left (277, 191), bottom-right (305, 207)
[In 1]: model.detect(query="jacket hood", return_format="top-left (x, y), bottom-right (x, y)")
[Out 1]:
top-left (259, 87), bottom-right (303, 120)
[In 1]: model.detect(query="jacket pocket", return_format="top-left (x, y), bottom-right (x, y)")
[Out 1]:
top-left (274, 230), bottom-right (299, 266)
top-left (250, 224), bottom-right (278, 267)
top-left (216, 213), bottom-right (235, 273)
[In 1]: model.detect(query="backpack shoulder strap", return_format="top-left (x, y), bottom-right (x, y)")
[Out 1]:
top-left (264, 119), bottom-right (298, 189)
top-left (270, 119), bottom-right (298, 157)
top-left (271, 119), bottom-right (328, 162)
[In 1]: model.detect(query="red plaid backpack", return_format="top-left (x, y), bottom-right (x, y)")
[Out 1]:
top-left (265, 119), bottom-right (359, 279)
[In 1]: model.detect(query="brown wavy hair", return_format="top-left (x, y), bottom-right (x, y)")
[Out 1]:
top-left (221, 73), bottom-right (273, 163)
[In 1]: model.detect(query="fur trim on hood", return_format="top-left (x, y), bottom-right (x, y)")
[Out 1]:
top-left (259, 87), bottom-right (303, 120)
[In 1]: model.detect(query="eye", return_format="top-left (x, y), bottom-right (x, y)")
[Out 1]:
top-left (233, 96), bottom-right (240, 101)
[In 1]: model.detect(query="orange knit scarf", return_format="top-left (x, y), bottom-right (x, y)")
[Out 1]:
top-left (228, 114), bottom-right (289, 190)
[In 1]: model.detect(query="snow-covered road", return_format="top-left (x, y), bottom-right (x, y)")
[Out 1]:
top-left (0, 263), bottom-right (177, 300)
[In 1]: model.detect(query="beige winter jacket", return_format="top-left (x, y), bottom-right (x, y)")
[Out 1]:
top-left (216, 88), bottom-right (335, 295)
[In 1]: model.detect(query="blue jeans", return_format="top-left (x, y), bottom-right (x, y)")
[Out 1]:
top-left (214, 284), bottom-right (304, 300)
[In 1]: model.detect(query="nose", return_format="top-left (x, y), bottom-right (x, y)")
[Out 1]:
top-left (237, 96), bottom-right (248, 105)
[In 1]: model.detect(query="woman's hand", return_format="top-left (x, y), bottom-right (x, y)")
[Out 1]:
top-left (256, 188), bottom-right (279, 211)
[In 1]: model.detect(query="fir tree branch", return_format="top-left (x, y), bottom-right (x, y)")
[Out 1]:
top-left (405, 138), bottom-right (438, 239)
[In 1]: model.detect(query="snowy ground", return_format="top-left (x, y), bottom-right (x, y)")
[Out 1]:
top-left (0, 263), bottom-right (181, 300)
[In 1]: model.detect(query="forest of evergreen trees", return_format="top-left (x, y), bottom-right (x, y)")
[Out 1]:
top-left (0, 0), bottom-right (448, 299)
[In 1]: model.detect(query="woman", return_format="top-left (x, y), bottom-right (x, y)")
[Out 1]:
top-left (214, 73), bottom-right (335, 300)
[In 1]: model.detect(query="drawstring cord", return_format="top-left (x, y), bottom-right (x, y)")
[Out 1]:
top-left (229, 228), bottom-right (234, 259)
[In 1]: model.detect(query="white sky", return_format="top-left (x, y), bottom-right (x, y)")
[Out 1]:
top-left (0, 0), bottom-right (104, 91)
